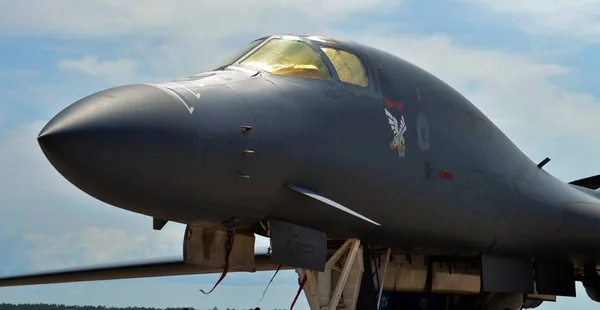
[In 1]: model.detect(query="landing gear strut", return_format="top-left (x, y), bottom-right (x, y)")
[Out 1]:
top-left (293, 239), bottom-right (375, 310)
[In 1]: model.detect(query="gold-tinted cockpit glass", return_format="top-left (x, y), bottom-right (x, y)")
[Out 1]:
top-left (239, 38), bottom-right (332, 81)
top-left (320, 47), bottom-right (369, 87)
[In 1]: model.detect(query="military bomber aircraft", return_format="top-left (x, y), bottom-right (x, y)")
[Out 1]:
top-left (2, 34), bottom-right (600, 310)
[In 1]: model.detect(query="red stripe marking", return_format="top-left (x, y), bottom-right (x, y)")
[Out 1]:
top-left (385, 97), bottom-right (404, 111)
top-left (439, 170), bottom-right (454, 180)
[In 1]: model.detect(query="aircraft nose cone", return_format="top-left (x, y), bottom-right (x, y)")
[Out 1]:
top-left (38, 84), bottom-right (203, 216)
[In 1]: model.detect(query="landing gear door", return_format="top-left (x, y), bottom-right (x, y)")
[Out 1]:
top-left (269, 219), bottom-right (327, 272)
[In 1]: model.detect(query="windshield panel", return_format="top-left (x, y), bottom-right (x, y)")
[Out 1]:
top-left (239, 38), bottom-right (332, 81)
top-left (215, 38), bottom-right (265, 70)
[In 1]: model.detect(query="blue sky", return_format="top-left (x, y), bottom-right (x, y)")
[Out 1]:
top-left (1, 0), bottom-right (600, 309)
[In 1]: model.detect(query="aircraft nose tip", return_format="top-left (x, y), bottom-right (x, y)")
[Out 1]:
top-left (37, 128), bottom-right (49, 140)
top-left (37, 112), bottom-right (77, 152)
top-left (38, 84), bottom-right (204, 213)
top-left (37, 125), bottom-right (57, 151)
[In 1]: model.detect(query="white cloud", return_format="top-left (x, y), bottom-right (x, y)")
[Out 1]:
top-left (0, 121), bottom-right (66, 199)
top-left (22, 225), bottom-right (271, 271)
top-left (0, 0), bottom-right (401, 80)
top-left (466, 0), bottom-right (600, 42)
top-left (23, 225), bottom-right (183, 270)
top-left (57, 56), bottom-right (138, 80)
top-left (0, 0), bottom-right (400, 38)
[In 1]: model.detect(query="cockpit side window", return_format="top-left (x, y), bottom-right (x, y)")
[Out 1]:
top-left (320, 47), bottom-right (369, 88)
top-left (215, 38), bottom-right (265, 70)
top-left (239, 38), bottom-right (332, 81)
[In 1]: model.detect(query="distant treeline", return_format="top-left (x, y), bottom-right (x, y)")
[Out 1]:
top-left (0, 303), bottom-right (288, 310)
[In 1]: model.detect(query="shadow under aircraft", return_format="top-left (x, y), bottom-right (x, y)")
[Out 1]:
top-left (2, 34), bottom-right (600, 310)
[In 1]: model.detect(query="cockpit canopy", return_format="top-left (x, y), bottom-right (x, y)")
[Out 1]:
top-left (218, 35), bottom-right (369, 88)
top-left (241, 38), bottom-right (333, 81)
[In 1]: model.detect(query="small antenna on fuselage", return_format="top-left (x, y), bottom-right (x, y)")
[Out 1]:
top-left (537, 157), bottom-right (551, 168)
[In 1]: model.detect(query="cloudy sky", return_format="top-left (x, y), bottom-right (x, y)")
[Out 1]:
top-left (1, 0), bottom-right (600, 309)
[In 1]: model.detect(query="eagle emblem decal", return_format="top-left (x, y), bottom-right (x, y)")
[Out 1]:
top-left (384, 98), bottom-right (407, 158)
